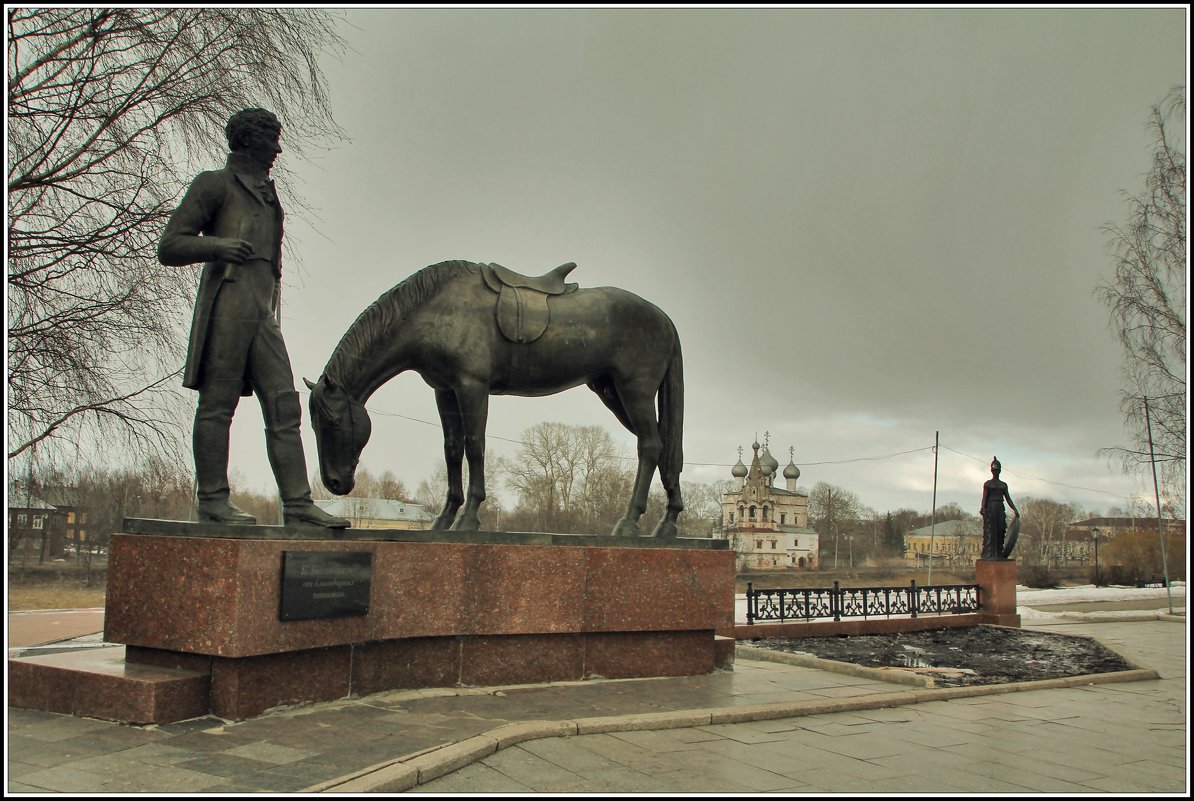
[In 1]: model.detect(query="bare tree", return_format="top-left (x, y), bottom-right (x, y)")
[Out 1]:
top-left (417, 454), bottom-right (505, 530)
top-left (807, 482), bottom-right (864, 569)
top-left (7, 8), bottom-right (346, 465)
top-left (1096, 86), bottom-right (1186, 506)
top-left (676, 481), bottom-right (723, 538)
top-left (500, 423), bottom-right (637, 534)
top-left (1019, 497), bottom-right (1079, 568)
top-left (374, 470), bottom-right (413, 502)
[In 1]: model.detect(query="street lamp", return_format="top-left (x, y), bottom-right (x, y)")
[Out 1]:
top-left (1091, 527), bottom-right (1102, 586)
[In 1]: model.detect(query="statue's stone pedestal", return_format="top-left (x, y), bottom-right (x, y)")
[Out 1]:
top-left (976, 559), bottom-right (1020, 627)
top-left (9, 523), bottom-right (734, 724)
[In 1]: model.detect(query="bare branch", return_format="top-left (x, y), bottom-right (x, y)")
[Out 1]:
top-left (7, 8), bottom-right (347, 467)
top-left (1094, 86), bottom-right (1186, 504)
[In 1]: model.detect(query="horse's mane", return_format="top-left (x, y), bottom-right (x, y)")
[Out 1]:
top-left (324, 260), bottom-right (479, 386)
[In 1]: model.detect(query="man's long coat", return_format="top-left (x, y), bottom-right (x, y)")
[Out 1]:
top-left (159, 154), bottom-right (285, 391)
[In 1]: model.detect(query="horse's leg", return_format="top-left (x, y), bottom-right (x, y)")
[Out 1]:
top-left (449, 382), bottom-right (488, 531)
top-left (650, 467), bottom-right (682, 539)
top-left (587, 376), bottom-right (634, 432)
top-left (431, 388), bottom-right (464, 530)
top-left (610, 380), bottom-right (662, 537)
top-left (650, 351), bottom-right (683, 539)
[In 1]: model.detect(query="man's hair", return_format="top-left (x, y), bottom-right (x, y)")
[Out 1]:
top-left (225, 108), bottom-right (281, 150)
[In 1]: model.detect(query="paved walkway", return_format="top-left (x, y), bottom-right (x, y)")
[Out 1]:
top-left (6, 615), bottom-right (1186, 794)
top-left (6, 608), bottom-right (104, 652)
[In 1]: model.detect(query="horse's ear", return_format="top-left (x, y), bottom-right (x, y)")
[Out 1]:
top-left (303, 377), bottom-right (316, 390)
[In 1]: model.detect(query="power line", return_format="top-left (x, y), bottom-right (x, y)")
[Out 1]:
top-left (939, 445), bottom-right (1132, 500)
top-left (355, 397), bottom-right (936, 468)
top-left (333, 393), bottom-right (1142, 502)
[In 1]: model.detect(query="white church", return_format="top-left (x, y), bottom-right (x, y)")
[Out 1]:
top-left (720, 435), bottom-right (819, 570)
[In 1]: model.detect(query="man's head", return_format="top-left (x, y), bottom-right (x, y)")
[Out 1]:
top-left (226, 108), bottom-right (282, 170)
top-left (991, 457), bottom-right (1002, 475)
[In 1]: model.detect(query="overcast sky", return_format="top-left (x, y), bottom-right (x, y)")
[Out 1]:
top-left (224, 6), bottom-right (1186, 519)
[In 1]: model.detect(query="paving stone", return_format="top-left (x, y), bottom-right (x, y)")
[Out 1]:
top-left (222, 741), bottom-right (317, 765)
top-left (606, 727), bottom-right (710, 752)
top-left (107, 742), bottom-right (197, 767)
top-left (153, 716), bottom-right (227, 734)
top-left (472, 745), bottom-right (585, 791)
top-left (518, 736), bottom-right (621, 771)
top-left (409, 761), bottom-right (533, 793)
top-left (175, 752), bottom-right (278, 779)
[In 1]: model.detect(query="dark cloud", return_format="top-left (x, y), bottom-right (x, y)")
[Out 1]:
top-left (229, 8), bottom-right (1186, 515)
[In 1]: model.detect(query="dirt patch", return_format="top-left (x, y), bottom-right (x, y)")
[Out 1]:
top-left (6, 584), bottom-right (107, 611)
top-left (8, 559), bottom-right (108, 610)
top-left (746, 626), bottom-right (1137, 687)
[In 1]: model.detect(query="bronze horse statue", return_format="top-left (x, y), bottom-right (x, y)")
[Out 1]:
top-left (305, 260), bottom-right (684, 537)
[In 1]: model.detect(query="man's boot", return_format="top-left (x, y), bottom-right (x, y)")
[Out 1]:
top-left (194, 381), bottom-right (256, 525)
top-left (265, 390), bottom-right (350, 529)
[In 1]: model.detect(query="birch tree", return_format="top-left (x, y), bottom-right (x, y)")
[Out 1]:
top-left (8, 8), bottom-right (346, 464)
top-left (1096, 86), bottom-right (1186, 508)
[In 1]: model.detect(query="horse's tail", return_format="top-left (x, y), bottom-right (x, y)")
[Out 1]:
top-left (656, 327), bottom-right (684, 498)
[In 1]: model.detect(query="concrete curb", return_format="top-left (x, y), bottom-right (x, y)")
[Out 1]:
top-left (736, 643), bottom-right (934, 687)
top-left (304, 661), bottom-right (1160, 793)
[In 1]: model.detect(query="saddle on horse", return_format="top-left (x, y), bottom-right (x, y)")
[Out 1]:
top-left (481, 262), bottom-right (579, 344)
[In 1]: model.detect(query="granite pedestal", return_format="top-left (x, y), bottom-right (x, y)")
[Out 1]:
top-left (10, 522), bottom-right (734, 723)
top-left (975, 558), bottom-right (1020, 627)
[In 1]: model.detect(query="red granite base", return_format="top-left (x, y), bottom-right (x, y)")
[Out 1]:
top-left (976, 559), bottom-right (1020, 627)
top-left (7, 647), bottom-right (209, 725)
top-left (113, 629), bottom-right (723, 720)
top-left (10, 529), bottom-right (735, 723)
top-left (104, 534), bottom-right (735, 655)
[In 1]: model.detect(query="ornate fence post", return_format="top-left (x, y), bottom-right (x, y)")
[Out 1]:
top-left (910, 579), bottom-right (918, 618)
top-left (832, 580), bottom-right (841, 622)
top-left (746, 581), bottom-right (755, 626)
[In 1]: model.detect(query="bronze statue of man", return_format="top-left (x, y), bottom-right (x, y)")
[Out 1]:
top-left (159, 108), bottom-right (348, 528)
top-left (979, 456), bottom-right (1019, 559)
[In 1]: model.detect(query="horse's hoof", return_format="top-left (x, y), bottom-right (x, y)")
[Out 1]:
top-left (649, 520), bottom-right (678, 539)
top-left (450, 515), bottom-right (481, 532)
top-left (611, 519), bottom-right (640, 537)
top-left (430, 516), bottom-right (455, 530)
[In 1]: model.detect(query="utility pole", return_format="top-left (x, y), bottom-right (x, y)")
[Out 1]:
top-left (1143, 397), bottom-right (1174, 614)
top-left (927, 431), bottom-right (939, 585)
top-left (828, 487), bottom-right (836, 570)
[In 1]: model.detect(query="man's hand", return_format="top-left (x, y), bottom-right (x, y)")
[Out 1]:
top-left (212, 237), bottom-right (254, 265)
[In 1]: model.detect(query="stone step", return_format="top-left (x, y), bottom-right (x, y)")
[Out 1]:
top-left (8, 646), bottom-right (210, 725)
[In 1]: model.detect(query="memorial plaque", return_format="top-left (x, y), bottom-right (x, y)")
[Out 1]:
top-left (280, 551), bottom-right (372, 621)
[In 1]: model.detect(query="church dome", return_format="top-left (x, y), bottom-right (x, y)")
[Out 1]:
top-left (784, 460), bottom-right (801, 480)
top-left (731, 458), bottom-right (748, 478)
top-left (761, 447), bottom-right (780, 476)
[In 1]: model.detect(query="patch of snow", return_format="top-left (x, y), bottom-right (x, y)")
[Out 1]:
top-left (1017, 583), bottom-right (1185, 605)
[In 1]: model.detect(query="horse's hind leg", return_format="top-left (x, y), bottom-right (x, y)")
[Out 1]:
top-left (431, 389), bottom-right (464, 530)
top-left (587, 376), bottom-right (633, 432)
top-left (609, 381), bottom-right (662, 537)
top-left (650, 468), bottom-right (682, 538)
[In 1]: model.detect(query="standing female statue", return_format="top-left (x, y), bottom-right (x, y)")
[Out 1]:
top-left (979, 457), bottom-right (1020, 560)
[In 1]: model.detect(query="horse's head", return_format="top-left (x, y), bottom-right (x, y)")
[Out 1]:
top-left (304, 374), bottom-right (371, 496)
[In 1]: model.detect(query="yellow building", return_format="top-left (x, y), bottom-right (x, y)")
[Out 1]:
top-left (903, 519), bottom-right (982, 565)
